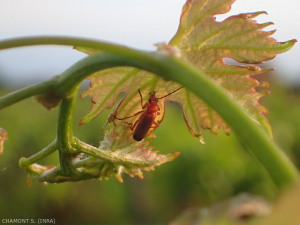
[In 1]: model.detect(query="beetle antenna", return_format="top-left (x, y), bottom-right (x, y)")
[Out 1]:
top-left (157, 86), bottom-right (184, 99)
top-left (149, 91), bottom-right (157, 95)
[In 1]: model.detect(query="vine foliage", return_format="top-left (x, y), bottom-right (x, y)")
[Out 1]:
top-left (0, 0), bottom-right (297, 188)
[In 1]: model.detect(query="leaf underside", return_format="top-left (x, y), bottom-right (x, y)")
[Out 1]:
top-left (77, 0), bottom-right (296, 140)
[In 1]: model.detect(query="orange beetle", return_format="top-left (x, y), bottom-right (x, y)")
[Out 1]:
top-left (114, 87), bottom-right (183, 141)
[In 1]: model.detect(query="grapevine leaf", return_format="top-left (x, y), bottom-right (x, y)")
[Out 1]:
top-left (169, 0), bottom-right (296, 137)
top-left (19, 162), bottom-right (55, 187)
top-left (33, 129), bottom-right (178, 184)
top-left (76, 128), bottom-right (179, 182)
top-left (0, 128), bottom-right (8, 156)
top-left (77, 0), bottom-right (296, 140)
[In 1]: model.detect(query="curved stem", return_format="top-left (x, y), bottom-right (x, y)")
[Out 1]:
top-left (0, 36), bottom-right (299, 189)
top-left (0, 37), bottom-right (131, 54)
top-left (19, 141), bottom-right (57, 168)
top-left (61, 52), bottom-right (300, 189)
top-left (0, 76), bottom-right (58, 110)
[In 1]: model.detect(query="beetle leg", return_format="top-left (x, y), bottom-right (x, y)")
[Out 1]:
top-left (124, 122), bottom-right (132, 126)
top-left (125, 119), bottom-right (140, 131)
top-left (142, 103), bottom-right (149, 109)
top-left (150, 121), bottom-right (159, 129)
top-left (113, 110), bottom-right (144, 120)
top-left (138, 89), bottom-right (144, 108)
top-left (138, 89), bottom-right (150, 109)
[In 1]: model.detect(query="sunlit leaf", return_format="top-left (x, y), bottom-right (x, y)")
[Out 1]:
top-left (78, 66), bottom-right (184, 136)
top-left (169, 0), bottom-right (296, 136)
top-left (0, 128), bottom-right (8, 156)
top-left (77, 0), bottom-right (296, 140)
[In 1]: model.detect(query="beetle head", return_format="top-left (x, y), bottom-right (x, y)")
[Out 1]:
top-left (148, 91), bottom-right (158, 103)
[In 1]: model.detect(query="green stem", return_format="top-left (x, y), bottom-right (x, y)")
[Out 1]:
top-left (73, 139), bottom-right (175, 167)
top-left (19, 141), bottom-right (57, 168)
top-left (63, 52), bottom-right (300, 189)
top-left (74, 139), bottom-right (140, 164)
top-left (56, 87), bottom-right (78, 152)
top-left (0, 37), bottom-right (130, 53)
top-left (56, 87), bottom-right (80, 174)
top-left (0, 36), bottom-right (298, 189)
top-left (0, 76), bottom-right (58, 110)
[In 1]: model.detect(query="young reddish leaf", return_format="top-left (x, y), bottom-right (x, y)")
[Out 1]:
top-left (0, 128), bottom-right (8, 156)
top-left (75, 129), bottom-right (179, 183)
top-left (18, 159), bottom-right (56, 186)
top-left (28, 129), bottom-right (179, 184)
top-left (77, 0), bottom-right (296, 140)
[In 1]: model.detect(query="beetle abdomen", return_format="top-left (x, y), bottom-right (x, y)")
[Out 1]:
top-left (133, 113), bottom-right (155, 141)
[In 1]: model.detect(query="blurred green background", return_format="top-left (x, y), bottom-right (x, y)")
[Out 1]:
top-left (0, 72), bottom-right (300, 225)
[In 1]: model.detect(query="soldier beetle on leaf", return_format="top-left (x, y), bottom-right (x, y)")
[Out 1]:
top-left (113, 87), bottom-right (184, 141)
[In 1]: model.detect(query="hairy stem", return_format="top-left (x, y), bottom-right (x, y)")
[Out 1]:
top-left (56, 88), bottom-right (78, 152)
top-left (0, 36), bottom-right (298, 189)
top-left (56, 87), bottom-right (80, 174)
top-left (19, 141), bottom-right (57, 168)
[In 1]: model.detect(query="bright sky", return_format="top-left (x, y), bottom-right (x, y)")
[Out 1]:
top-left (0, 0), bottom-right (299, 86)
